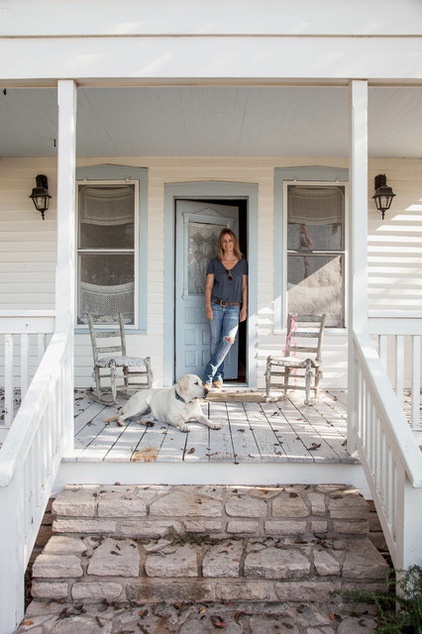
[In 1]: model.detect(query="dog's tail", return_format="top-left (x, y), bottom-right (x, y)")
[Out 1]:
top-left (104, 413), bottom-right (121, 423)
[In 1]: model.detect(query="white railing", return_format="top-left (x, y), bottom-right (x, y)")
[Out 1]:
top-left (0, 324), bottom-right (73, 633)
top-left (350, 328), bottom-right (422, 571)
top-left (369, 311), bottom-right (422, 430)
top-left (0, 311), bottom-right (55, 434)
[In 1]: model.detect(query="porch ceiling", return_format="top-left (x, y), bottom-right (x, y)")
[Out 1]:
top-left (1, 85), bottom-right (421, 158)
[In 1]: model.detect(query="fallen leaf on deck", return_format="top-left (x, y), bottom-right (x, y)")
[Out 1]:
top-left (307, 442), bottom-right (321, 451)
top-left (132, 447), bottom-right (158, 462)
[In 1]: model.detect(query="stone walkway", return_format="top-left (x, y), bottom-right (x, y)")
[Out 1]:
top-left (17, 484), bottom-right (389, 633)
top-left (18, 597), bottom-right (380, 633)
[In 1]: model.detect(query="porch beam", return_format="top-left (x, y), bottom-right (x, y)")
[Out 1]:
top-left (1, 38), bottom-right (422, 84)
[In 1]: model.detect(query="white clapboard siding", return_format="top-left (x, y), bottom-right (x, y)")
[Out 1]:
top-left (1, 157), bottom-right (422, 390)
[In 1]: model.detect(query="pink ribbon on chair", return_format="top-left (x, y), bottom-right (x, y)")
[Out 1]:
top-left (284, 314), bottom-right (298, 356)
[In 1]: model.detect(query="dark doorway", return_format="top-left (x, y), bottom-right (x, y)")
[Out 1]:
top-left (191, 198), bottom-right (248, 383)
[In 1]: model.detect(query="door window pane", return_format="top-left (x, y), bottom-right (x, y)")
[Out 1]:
top-left (188, 222), bottom-right (225, 295)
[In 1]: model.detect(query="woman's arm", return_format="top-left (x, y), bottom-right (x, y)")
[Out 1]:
top-left (240, 274), bottom-right (248, 322)
top-left (205, 273), bottom-right (214, 320)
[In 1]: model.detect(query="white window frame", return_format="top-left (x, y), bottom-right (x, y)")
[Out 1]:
top-left (283, 180), bottom-right (348, 329)
top-left (76, 179), bottom-right (139, 327)
top-left (75, 164), bottom-right (148, 332)
top-left (274, 166), bottom-right (349, 332)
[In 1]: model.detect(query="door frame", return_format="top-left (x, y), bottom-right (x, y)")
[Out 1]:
top-left (164, 181), bottom-right (258, 387)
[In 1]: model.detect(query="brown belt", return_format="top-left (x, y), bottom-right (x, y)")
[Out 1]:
top-left (212, 297), bottom-right (240, 307)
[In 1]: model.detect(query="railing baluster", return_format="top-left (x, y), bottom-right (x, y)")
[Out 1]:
top-left (379, 335), bottom-right (388, 372)
top-left (4, 334), bottom-right (14, 427)
top-left (21, 333), bottom-right (29, 398)
top-left (411, 335), bottom-right (421, 429)
top-left (38, 333), bottom-right (47, 362)
top-left (395, 335), bottom-right (404, 408)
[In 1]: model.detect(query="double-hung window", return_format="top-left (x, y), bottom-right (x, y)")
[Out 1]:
top-left (286, 183), bottom-right (346, 327)
top-left (77, 181), bottom-right (137, 325)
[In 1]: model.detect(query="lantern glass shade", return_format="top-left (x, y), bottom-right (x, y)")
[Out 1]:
top-left (372, 174), bottom-right (396, 220)
top-left (29, 174), bottom-right (51, 219)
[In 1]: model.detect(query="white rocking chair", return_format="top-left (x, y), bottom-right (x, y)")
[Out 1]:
top-left (265, 314), bottom-right (326, 405)
top-left (87, 313), bottom-right (153, 404)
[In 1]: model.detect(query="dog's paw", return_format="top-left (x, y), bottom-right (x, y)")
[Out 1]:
top-left (209, 422), bottom-right (222, 430)
top-left (117, 419), bottom-right (125, 427)
top-left (177, 423), bottom-right (190, 433)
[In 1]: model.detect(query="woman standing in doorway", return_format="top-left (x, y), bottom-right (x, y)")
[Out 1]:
top-left (202, 228), bottom-right (248, 389)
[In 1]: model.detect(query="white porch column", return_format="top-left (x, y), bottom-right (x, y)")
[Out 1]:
top-left (349, 79), bottom-right (369, 330)
top-left (56, 80), bottom-right (77, 333)
top-left (56, 80), bottom-right (77, 450)
top-left (347, 80), bottom-right (369, 450)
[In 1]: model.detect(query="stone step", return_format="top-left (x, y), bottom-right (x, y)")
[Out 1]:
top-left (29, 484), bottom-right (390, 609)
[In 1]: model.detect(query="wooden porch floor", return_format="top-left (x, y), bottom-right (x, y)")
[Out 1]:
top-left (72, 387), bottom-right (357, 465)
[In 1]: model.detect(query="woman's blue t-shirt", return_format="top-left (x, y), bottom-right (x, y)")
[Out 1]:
top-left (206, 258), bottom-right (248, 303)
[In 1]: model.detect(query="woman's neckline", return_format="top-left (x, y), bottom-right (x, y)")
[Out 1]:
top-left (221, 257), bottom-right (239, 265)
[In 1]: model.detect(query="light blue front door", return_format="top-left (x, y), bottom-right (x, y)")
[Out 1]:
top-left (175, 200), bottom-right (239, 380)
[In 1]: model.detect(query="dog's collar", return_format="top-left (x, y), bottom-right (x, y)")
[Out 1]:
top-left (175, 389), bottom-right (190, 404)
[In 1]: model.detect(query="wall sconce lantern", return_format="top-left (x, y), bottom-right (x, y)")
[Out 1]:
top-left (29, 174), bottom-right (51, 220)
top-left (372, 174), bottom-right (396, 220)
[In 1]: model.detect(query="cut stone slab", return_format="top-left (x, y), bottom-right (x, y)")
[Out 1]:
top-left (145, 543), bottom-right (198, 578)
top-left (244, 546), bottom-right (311, 580)
top-left (202, 539), bottom-right (244, 577)
top-left (87, 538), bottom-right (140, 577)
top-left (342, 538), bottom-right (389, 580)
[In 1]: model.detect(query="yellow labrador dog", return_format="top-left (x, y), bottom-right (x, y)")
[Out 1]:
top-left (106, 374), bottom-right (221, 433)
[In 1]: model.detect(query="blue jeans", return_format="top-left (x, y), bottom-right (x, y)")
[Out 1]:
top-left (202, 303), bottom-right (240, 384)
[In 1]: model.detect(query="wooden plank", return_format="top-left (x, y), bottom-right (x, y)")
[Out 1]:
top-left (183, 423), bottom-right (210, 463)
top-left (243, 401), bottom-right (286, 462)
top-left (101, 419), bottom-right (145, 462)
top-left (74, 423), bottom-right (116, 460)
top-left (260, 400), bottom-right (311, 462)
top-left (207, 402), bottom-right (234, 462)
top-left (227, 400), bottom-right (260, 463)
top-left (294, 401), bottom-right (350, 463)
top-left (327, 389), bottom-right (348, 408)
top-left (129, 421), bottom-right (170, 463)
top-left (77, 416), bottom-right (134, 461)
top-left (272, 398), bottom-right (317, 462)
top-left (73, 395), bottom-right (109, 436)
top-left (73, 397), bottom-right (114, 456)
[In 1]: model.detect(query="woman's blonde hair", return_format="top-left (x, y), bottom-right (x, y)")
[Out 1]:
top-left (216, 228), bottom-right (243, 261)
